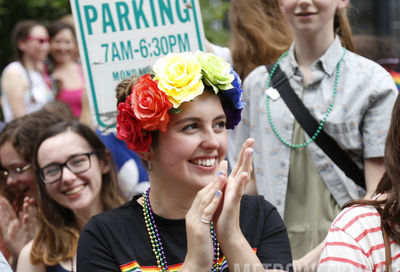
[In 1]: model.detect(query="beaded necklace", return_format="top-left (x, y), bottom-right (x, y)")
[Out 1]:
top-left (266, 47), bottom-right (346, 149)
top-left (142, 188), bottom-right (220, 272)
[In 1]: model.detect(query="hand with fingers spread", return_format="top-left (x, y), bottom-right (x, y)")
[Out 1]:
top-left (181, 173), bottom-right (225, 272)
top-left (214, 138), bottom-right (254, 242)
top-left (0, 196), bottom-right (37, 257)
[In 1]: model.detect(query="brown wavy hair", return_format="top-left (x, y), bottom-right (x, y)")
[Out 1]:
top-left (334, 4), bottom-right (355, 52)
top-left (30, 121), bottom-right (125, 265)
top-left (344, 95), bottom-right (400, 243)
top-left (229, 0), bottom-right (292, 80)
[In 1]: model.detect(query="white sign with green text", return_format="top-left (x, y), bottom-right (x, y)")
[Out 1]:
top-left (70, 0), bottom-right (206, 130)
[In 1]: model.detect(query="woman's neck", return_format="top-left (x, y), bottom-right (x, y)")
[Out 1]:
top-left (147, 181), bottom-right (197, 219)
top-left (54, 59), bottom-right (76, 70)
top-left (293, 31), bottom-right (335, 68)
top-left (74, 202), bottom-right (104, 230)
top-left (22, 56), bottom-right (42, 72)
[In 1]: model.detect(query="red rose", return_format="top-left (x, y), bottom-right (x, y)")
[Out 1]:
top-left (131, 74), bottom-right (172, 132)
top-left (116, 101), bottom-right (152, 153)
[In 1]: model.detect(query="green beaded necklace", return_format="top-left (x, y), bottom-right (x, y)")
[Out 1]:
top-left (265, 47), bottom-right (346, 149)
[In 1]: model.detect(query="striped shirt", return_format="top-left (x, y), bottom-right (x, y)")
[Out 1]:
top-left (318, 205), bottom-right (400, 271)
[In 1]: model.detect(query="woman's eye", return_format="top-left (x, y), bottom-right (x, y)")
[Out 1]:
top-left (215, 121), bottom-right (226, 129)
top-left (182, 123), bottom-right (198, 131)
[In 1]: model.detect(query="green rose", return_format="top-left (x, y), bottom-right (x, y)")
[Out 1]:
top-left (196, 51), bottom-right (234, 92)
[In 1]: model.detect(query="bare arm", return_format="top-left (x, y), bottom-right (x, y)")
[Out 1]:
top-left (293, 241), bottom-right (323, 272)
top-left (16, 241), bottom-right (45, 272)
top-left (292, 157), bottom-right (385, 271)
top-left (363, 157), bottom-right (385, 199)
top-left (79, 88), bottom-right (94, 129)
top-left (1, 66), bottom-right (29, 118)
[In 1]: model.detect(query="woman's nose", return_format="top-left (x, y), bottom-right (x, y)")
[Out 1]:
top-left (60, 166), bottom-right (77, 183)
top-left (201, 129), bottom-right (220, 149)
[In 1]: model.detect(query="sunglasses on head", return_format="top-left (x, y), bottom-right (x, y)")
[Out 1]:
top-left (26, 36), bottom-right (50, 44)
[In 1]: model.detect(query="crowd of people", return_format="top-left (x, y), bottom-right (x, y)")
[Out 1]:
top-left (0, 0), bottom-right (400, 271)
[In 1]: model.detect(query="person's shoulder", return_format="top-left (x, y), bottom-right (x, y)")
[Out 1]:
top-left (19, 239), bottom-right (33, 259)
top-left (207, 43), bottom-right (232, 64)
top-left (240, 195), bottom-right (276, 215)
top-left (243, 65), bottom-right (268, 95)
top-left (1, 62), bottom-right (25, 79)
top-left (16, 240), bottom-right (43, 272)
top-left (347, 51), bottom-right (392, 78)
top-left (85, 200), bottom-right (134, 230)
top-left (331, 205), bottom-right (380, 230)
top-left (245, 65), bottom-right (268, 82)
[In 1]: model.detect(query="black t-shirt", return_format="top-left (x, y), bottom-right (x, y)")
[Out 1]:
top-left (77, 195), bottom-right (293, 271)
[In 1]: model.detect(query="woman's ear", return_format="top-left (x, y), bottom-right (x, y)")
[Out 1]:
top-left (18, 40), bottom-right (27, 52)
top-left (278, 0), bottom-right (284, 12)
top-left (138, 149), bottom-right (154, 162)
top-left (338, 0), bottom-right (349, 9)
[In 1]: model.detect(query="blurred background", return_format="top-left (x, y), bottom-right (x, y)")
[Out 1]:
top-left (0, 0), bottom-right (399, 71)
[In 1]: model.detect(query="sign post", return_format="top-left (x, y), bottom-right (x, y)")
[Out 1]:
top-left (70, 0), bottom-right (206, 130)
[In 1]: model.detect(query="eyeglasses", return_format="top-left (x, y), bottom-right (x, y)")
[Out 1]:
top-left (38, 151), bottom-right (97, 184)
top-left (26, 36), bottom-right (50, 44)
top-left (0, 163), bottom-right (32, 180)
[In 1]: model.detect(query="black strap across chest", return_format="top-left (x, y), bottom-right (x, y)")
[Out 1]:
top-left (266, 64), bottom-right (366, 189)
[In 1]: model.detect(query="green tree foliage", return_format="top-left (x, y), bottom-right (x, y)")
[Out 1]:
top-left (0, 0), bottom-right (71, 70)
top-left (199, 0), bottom-right (230, 47)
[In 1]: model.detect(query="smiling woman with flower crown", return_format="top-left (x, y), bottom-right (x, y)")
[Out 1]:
top-left (77, 52), bottom-right (293, 272)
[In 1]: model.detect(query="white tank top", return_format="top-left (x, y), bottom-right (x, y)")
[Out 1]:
top-left (1, 61), bottom-right (54, 122)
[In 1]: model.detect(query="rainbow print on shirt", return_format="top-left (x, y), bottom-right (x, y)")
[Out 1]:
top-left (390, 71), bottom-right (400, 91)
top-left (119, 249), bottom-right (258, 271)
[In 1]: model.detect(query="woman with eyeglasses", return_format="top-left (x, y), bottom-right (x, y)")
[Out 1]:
top-left (1, 20), bottom-right (54, 122)
top-left (0, 109), bottom-right (68, 268)
top-left (15, 120), bottom-right (125, 272)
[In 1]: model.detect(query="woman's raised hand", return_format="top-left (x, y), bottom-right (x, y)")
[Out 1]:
top-left (181, 169), bottom-right (225, 272)
top-left (214, 138), bottom-right (254, 242)
top-left (0, 196), bottom-right (37, 257)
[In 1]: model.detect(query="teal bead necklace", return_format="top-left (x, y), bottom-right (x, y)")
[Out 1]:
top-left (266, 47), bottom-right (346, 149)
top-left (143, 188), bottom-right (220, 272)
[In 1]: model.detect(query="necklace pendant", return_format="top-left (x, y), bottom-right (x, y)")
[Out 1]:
top-left (265, 87), bottom-right (280, 101)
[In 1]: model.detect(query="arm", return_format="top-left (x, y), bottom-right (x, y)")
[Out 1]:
top-left (293, 242), bottom-right (323, 272)
top-left (363, 157), bottom-right (385, 199)
top-left (215, 139), bottom-right (282, 271)
top-left (79, 88), bottom-right (94, 129)
top-left (292, 157), bottom-right (385, 271)
top-left (318, 227), bottom-right (371, 271)
top-left (16, 241), bottom-right (45, 272)
top-left (1, 66), bottom-right (29, 118)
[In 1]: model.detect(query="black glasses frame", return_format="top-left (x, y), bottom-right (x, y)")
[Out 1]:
top-left (38, 151), bottom-right (97, 184)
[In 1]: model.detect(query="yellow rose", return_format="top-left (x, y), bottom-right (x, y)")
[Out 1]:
top-left (153, 53), bottom-right (204, 108)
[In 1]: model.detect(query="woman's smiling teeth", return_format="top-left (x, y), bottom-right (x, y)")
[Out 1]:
top-left (65, 185), bottom-right (84, 196)
top-left (190, 158), bottom-right (216, 167)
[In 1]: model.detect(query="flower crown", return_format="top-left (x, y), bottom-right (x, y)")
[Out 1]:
top-left (116, 51), bottom-right (244, 153)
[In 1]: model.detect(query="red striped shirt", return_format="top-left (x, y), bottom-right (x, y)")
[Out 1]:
top-left (318, 205), bottom-right (400, 271)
